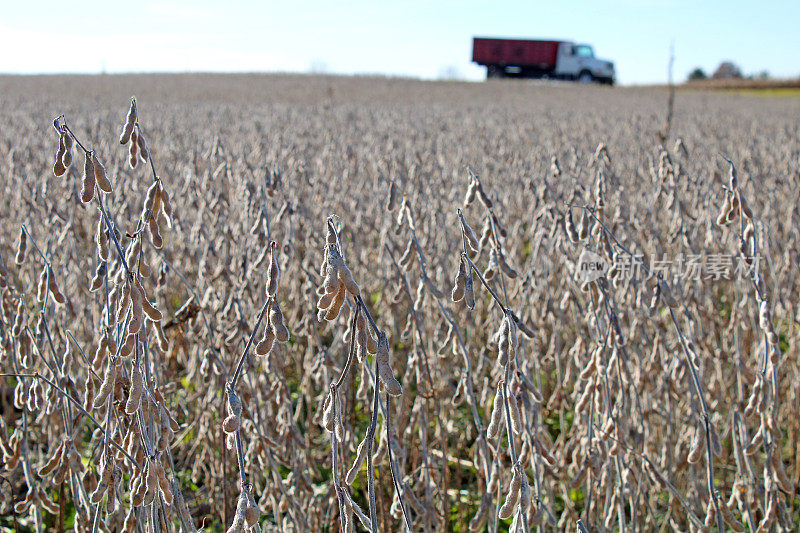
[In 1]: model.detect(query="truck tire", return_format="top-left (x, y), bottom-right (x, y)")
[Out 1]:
top-left (487, 66), bottom-right (504, 79)
top-left (578, 71), bottom-right (594, 83)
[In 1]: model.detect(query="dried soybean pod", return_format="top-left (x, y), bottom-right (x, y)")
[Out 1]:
top-left (255, 327), bottom-right (275, 356)
top-left (223, 385), bottom-right (242, 434)
top-left (137, 131), bottom-right (150, 162)
top-left (81, 152), bottom-right (96, 204)
top-left (83, 372), bottom-right (95, 411)
top-left (153, 320), bottom-right (169, 352)
top-left (498, 251), bottom-right (518, 278)
top-left (143, 180), bottom-right (159, 216)
top-left (92, 334), bottom-right (108, 371)
top-left (484, 248), bottom-right (499, 281)
top-left (93, 357), bottom-right (117, 409)
top-left (498, 467), bottom-right (522, 519)
top-left (54, 131), bottom-right (67, 176)
top-left (120, 99), bottom-right (137, 144)
top-left (728, 161), bottom-right (738, 189)
top-left (131, 472), bottom-right (146, 506)
top-left (486, 386), bottom-right (503, 439)
top-left (117, 331), bottom-right (134, 360)
top-left (338, 262), bottom-right (360, 296)
top-left (128, 282), bottom-right (143, 334)
top-left (518, 475), bottom-right (532, 517)
top-left (125, 364), bottom-right (143, 415)
top-left (65, 441), bottom-right (82, 472)
top-left (399, 238), bottom-right (415, 269)
top-left (47, 267), bottom-right (66, 304)
top-left (38, 441), bottom-right (65, 476)
top-left (324, 285), bottom-right (346, 321)
top-left (464, 178), bottom-right (477, 207)
top-left (135, 278), bottom-right (162, 321)
top-left (376, 331), bottom-right (402, 396)
top-left (53, 156), bottom-right (67, 177)
top-left (89, 480), bottom-right (107, 504)
top-left (244, 490), bottom-right (259, 527)
top-left (322, 255), bottom-right (341, 293)
top-left (129, 129), bottom-right (139, 168)
top-left (96, 217), bottom-right (109, 262)
top-left (155, 460), bottom-right (173, 505)
top-left (320, 392), bottom-right (334, 432)
top-left (62, 132), bottom-right (74, 169)
top-left (365, 325), bottom-right (378, 354)
top-left (266, 242), bottom-right (279, 297)
top-left (345, 438), bottom-right (369, 485)
top-left (451, 255), bottom-right (467, 302)
top-left (479, 219), bottom-right (492, 249)
top-left (565, 210), bottom-right (579, 242)
top-left (92, 152), bottom-right (113, 193)
top-left (508, 392), bottom-right (522, 434)
top-left (159, 183), bottom-right (173, 223)
top-left (227, 490), bottom-right (247, 533)
top-left (462, 216), bottom-right (480, 252)
top-left (476, 180), bottom-right (492, 208)
top-left (464, 268), bottom-right (475, 310)
top-left (719, 498), bottom-right (744, 532)
top-left (144, 459), bottom-right (158, 505)
top-left (119, 124), bottom-right (133, 146)
top-left (269, 302), bottom-right (289, 342)
top-left (771, 451), bottom-right (793, 493)
top-left (36, 266), bottom-right (48, 302)
top-left (148, 217), bottom-right (163, 248)
top-left (15, 228), bottom-right (27, 265)
top-left (687, 425), bottom-right (705, 464)
top-left (378, 361), bottom-right (403, 396)
top-left (386, 180), bottom-right (398, 211)
top-left (334, 396), bottom-right (345, 440)
top-left (715, 199), bottom-right (730, 226)
top-left (12, 300), bottom-right (25, 337)
top-left (758, 299), bottom-right (770, 331)
top-left (578, 210), bottom-right (590, 240)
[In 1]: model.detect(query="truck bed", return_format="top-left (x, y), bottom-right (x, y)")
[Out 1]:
top-left (472, 38), bottom-right (561, 68)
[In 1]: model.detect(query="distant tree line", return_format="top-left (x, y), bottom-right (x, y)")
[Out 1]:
top-left (688, 61), bottom-right (771, 82)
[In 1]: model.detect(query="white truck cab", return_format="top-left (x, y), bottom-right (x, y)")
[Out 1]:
top-left (556, 43), bottom-right (615, 84)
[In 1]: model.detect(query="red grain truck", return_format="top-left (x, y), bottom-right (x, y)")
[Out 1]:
top-left (472, 37), bottom-right (615, 84)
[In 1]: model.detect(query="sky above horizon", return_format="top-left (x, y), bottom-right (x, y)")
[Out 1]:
top-left (1, 0), bottom-right (798, 85)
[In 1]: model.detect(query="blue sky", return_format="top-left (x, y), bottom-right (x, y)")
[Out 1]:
top-left (1, 0), bottom-right (798, 85)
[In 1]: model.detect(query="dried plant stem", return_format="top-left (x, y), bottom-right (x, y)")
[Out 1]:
top-left (230, 298), bottom-right (271, 389)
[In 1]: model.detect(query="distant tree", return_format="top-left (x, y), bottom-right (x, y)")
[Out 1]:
top-left (712, 61), bottom-right (743, 79)
top-left (687, 67), bottom-right (707, 81)
top-left (756, 70), bottom-right (770, 80)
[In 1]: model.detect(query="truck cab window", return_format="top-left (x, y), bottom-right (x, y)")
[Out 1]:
top-left (576, 45), bottom-right (594, 58)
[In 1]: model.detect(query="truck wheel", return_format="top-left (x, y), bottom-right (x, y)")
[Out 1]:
top-left (578, 71), bottom-right (594, 83)
top-left (487, 66), bottom-right (503, 79)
